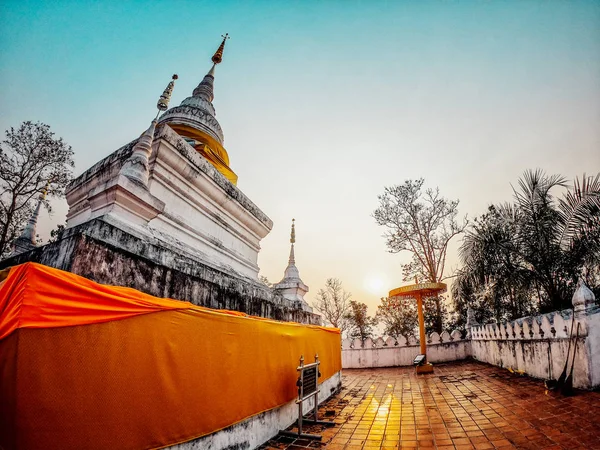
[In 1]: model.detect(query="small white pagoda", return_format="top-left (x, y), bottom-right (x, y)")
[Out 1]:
top-left (273, 219), bottom-right (312, 312)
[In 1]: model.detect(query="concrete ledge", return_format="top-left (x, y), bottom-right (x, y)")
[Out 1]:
top-left (0, 219), bottom-right (322, 325)
top-left (168, 371), bottom-right (342, 450)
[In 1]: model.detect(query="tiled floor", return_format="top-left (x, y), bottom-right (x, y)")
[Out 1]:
top-left (261, 361), bottom-right (600, 450)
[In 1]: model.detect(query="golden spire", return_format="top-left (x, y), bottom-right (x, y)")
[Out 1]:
top-left (41, 179), bottom-right (50, 199)
top-left (156, 74), bottom-right (178, 114)
top-left (212, 33), bottom-right (229, 64)
top-left (290, 218), bottom-right (296, 244)
top-left (288, 218), bottom-right (296, 265)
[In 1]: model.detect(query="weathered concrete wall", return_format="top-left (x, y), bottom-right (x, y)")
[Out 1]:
top-left (0, 218), bottom-right (321, 325)
top-left (342, 331), bottom-right (470, 369)
top-left (586, 310), bottom-right (600, 388)
top-left (469, 308), bottom-right (598, 389)
top-left (470, 335), bottom-right (584, 384)
top-left (168, 371), bottom-right (342, 450)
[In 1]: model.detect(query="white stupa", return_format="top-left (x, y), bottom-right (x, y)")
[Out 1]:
top-left (273, 219), bottom-right (312, 312)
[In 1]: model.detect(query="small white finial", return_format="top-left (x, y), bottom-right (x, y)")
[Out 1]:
top-left (156, 74), bottom-right (178, 114)
top-left (121, 74), bottom-right (179, 186)
top-left (573, 278), bottom-right (596, 315)
top-left (120, 120), bottom-right (157, 187)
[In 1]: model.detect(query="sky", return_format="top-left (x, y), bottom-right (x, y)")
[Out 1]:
top-left (1, 0), bottom-right (599, 315)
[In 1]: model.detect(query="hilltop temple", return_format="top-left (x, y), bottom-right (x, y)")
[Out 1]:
top-left (2, 35), bottom-right (314, 321)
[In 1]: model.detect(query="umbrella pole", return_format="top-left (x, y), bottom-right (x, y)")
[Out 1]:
top-left (416, 293), bottom-right (433, 374)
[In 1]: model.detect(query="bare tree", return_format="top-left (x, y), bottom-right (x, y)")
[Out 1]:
top-left (373, 179), bottom-right (467, 332)
top-left (0, 121), bottom-right (74, 256)
top-left (344, 300), bottom-right (378, 341)
top-left (312, 278), bottom-right (351, 333)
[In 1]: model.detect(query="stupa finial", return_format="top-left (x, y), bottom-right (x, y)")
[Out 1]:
top-left (121, 74), bottom-right (179, 186)
top-left (288, 219), bottom-right (296, 265)
top-left (157, 35), bottom-right (238, 185)
top-left (212, 33), bottom-right (229, 65)
top-left (156, 74), bottom-right (178, 116)
top-left (191, 34), bottom-right (229, 101)
top-left (290, 218), bottom-right (296, 244)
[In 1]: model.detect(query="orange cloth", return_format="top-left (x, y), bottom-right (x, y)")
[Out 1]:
top-left (0, 263), bottom-right (341, 450)
top-left (0, 262), bottom-right (194, 339)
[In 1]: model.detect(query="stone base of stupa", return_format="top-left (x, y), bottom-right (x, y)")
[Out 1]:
top-left (0, 216), bottom-right (320, 324)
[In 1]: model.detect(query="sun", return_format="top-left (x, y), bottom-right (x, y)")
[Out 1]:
top-left (364, 274), bottom-right (386, 295)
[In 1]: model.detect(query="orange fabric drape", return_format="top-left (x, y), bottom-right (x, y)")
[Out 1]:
top-left (0, 263), bottom-right (342, 450)
top-left (0, 262), bottom-right (194, 339)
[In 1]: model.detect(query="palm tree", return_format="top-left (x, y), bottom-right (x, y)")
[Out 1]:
top-left (557, 173), bottom-right (600, 288)
top-left (457, 203), bottom-right (533, 322)
top-left (455, 170), bottom-right (600, 321)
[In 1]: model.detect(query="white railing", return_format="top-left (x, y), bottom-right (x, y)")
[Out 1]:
top-left (341, 330), bottom-right (469, 369)
top-left (470, 310), bottom-right (576, 341)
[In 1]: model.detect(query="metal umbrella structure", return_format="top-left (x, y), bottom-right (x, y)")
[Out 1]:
top-left (389, 281), bottom-right (447, 374)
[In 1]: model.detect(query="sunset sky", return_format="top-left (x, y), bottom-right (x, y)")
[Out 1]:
top-left (1, 1), bottom-right (599, 315)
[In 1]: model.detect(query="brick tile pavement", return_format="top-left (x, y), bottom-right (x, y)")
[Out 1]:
top-left (259, 361), bottom-right (600, 450)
